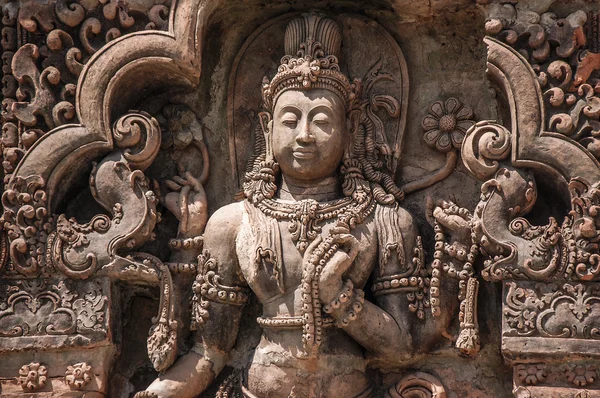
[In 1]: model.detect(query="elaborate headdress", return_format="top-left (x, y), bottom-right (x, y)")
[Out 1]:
top-left (244, 12), bottom-right (405, 206)
top-left (261, 12), bottom-right (357, 111)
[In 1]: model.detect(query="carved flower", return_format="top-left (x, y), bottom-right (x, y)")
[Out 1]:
top-left (18, 362), bottom-right (48, 391)
top-left (516, 364), bottom-right (548, 385)
top-left (65, 362), bottom-right (93, 389)
top-left (565, 365), bottom-right (597, 387)
top-left (506, 309), bottom-right (538, 333)
top-left (156, 104), bottom-right (201, 150)
top-left (422, 97), bottom-right (475, 153)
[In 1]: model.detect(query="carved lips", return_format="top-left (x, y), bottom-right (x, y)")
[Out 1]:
top-left (292, 147), bottom-right (316, 159)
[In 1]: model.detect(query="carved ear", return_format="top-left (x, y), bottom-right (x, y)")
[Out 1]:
top-left (345, 109), bottom-right (361, 159)
top-left (259, 111), bottom-right (274, 162)
top-left (258, 111), bottom-right (272, 133)
top-left (347, 109), bottom-right (361, 135)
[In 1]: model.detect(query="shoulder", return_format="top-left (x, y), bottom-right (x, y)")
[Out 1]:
top-left (203, 201), bottom-right (245, 245)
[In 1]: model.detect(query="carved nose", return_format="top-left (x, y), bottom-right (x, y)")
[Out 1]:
top-left (296, 120), bottom-right (315, 143)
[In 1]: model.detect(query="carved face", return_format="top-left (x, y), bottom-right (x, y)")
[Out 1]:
top-left (271, 89), bottom-right (347, 182)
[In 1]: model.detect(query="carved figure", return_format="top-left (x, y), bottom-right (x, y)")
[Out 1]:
top-left (138, 13), bottom-right (471, 398)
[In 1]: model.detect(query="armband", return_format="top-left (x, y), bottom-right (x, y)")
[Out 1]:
top-left (190, 250), bottom-right (249, 330)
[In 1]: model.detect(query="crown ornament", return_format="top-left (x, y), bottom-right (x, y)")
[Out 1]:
top-left (261, 12), bottom-right (358, 110)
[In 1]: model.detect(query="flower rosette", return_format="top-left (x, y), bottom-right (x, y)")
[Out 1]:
top-left (17, 362), bottom-right (48, 391)
top-left (422, 97), bottom-right (475, 153)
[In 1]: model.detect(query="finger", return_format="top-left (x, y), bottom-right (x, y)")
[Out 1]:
top-left (332, 233), bottom-right (354, 246)
top-left (330, 224), bottom-right (350, 235)
top-left (165, 179), bottom-right (182, 191)
top-left (178, 185), bottom-right (191, 235)
top-left (172, 175), bottom-right (188, 186)
top-left (152, 179), bottom-right (163, 199)
top-left (184, 171), bottom-right (203, 192)
top-left (331, 234), bottom-right (360, 270)
top-left (164, 192), bottom-right (182, 219)
top-left (303, 235), bottom-right (323, 261)
top-left (322, 251), bottom-right (353, 278)
top-left (176, 161), bottom-right (185, 176)
top-left (438, 199), bottom-right (453, 210)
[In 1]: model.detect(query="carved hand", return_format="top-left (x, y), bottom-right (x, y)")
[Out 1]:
top-left (159, 169), bottom-right (208, 238)
top-left (305, 230), bottom-right (360, 304)
top-left (430, 199), bottom-right (473, 258)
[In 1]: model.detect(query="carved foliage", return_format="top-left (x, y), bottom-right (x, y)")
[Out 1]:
top-left (471, 169), bottom-right (600, 282)
top-left (503, 281), bottom-right (600, 339)
top-left (2, 0), bottom-right (171, 181)
top-left (486, 5), bottom-right (600, 161)
top-left (1, 175), bottom-right (52, 277)
top-left (1, 111), bottom-right (160, 279)
top-left (422, 97), bottom-right (474, 153)
top-left (0, 278), bottom-right (107, 338)
top-left (513, 362), bottom-right (600, 390)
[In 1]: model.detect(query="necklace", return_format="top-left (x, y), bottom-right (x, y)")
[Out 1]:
top-left (256, 196), bottom-right (372, 252)
top-left (253, 193), bottom-right (376, 358)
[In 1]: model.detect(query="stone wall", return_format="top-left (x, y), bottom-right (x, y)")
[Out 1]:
top-left (1, 0), bottom-right (599, 397)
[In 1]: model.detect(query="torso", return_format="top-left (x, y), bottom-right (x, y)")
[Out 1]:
top-left (235, 199), bottom-right (379, 397)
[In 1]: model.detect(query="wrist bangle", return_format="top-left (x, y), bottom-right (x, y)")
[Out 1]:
top-left (168, 236), bottom-right (203, 251)
top-left (322, 279), bottom-right (365, 327)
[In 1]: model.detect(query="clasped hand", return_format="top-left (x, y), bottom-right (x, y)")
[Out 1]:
top-left (303, 226), bottom-right (360, 305)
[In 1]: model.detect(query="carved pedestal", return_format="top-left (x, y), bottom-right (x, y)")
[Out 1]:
top-left (502, 282), bottom-right (600, 397)
top-left (0, 278), bottom-right (112, 396)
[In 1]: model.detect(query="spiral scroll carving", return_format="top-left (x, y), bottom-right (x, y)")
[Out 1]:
top-left (461, 120), bottom-right (512, 181)
top-left (113, 112), bottom-right (161, 170)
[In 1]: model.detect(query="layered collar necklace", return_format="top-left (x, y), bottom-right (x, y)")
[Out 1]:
top-left (255, 195), bottom-right (375, 253)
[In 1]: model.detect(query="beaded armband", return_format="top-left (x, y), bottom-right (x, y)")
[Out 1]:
top-left (168, 236), bottom-right (204, 251)
top-left (190, 250), bottom-right (249, 330)
top-left (322, 279), bottom-right (365, 327)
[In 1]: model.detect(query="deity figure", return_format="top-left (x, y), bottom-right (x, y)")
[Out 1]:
top-left (137, 12), bottom-right (473, 398)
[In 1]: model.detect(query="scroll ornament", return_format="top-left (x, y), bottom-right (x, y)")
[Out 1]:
top-left (1, 111), bottom-right (180, 372)
top-left (462, 5), bottom-right (600, 281)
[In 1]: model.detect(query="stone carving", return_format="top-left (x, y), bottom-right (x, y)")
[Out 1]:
top-left (65, 362), bottom-right (93, 389)
top-left (384, 372), bottom-right (447, 398)
top-left (422, 97), bottom-right (474, 153)
top-left (1, 111), bottom-right (161, 279)
top-left (1, 0), bottom-right (170, 186)
top-left (503, 281), bottom-right (600, 339)
top-left (516, 364), bottom-right (548, 386)
top-left (407, 97), bottom-right (475, 196)
top-left (463, 37), bottom-right (600, 283)
top-left (137, 12), bottom-right (474, 398)
top-left (565, 365), bottom-right (598, 387)
top-left (0, 279), bottom-right (107, 337)
top-left (2, 0), bottom-right (600, 396)
top-left (464, 3), bottom-right (600, 396)
top-left (17, 361), bottom-right (48, 391)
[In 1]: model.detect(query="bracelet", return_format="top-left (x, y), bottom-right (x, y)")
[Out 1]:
top-left (322, 279), bottom-right (365, 327)
top-left (168, 236), bottom-right (203, 251)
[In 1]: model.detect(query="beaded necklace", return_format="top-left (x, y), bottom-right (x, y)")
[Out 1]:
top-left (254, 195), bottom-right (375, 357)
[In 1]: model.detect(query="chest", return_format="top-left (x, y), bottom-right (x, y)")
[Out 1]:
top-left (236, 213), bottom-right (378, 304)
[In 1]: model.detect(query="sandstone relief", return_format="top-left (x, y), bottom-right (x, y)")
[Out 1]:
top-left (1, 0), bottom-right (600, 397)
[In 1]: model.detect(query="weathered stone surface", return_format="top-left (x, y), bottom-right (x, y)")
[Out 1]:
top-left (2, 0), bottom-right (600, 397)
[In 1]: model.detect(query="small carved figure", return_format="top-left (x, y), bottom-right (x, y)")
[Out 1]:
top-left (138, 12), bottom-right (471, 398)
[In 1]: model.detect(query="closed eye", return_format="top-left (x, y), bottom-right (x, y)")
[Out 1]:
top-left (282, 119), bottom-right (297, 127)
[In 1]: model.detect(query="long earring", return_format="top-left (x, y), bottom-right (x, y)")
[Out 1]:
top-left (259, 112), bottom-right (273, 163)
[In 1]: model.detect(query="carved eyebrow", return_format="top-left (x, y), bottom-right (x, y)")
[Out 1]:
top-left (276, 105), bottom-right (301, 116)
top-left (309, 105), bottom-right (335, 118)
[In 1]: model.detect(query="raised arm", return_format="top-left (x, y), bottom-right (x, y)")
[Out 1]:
top-left (138, 203), bottom-right (248, 398)
top-left (314, 204), bottom-right (418, 365)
